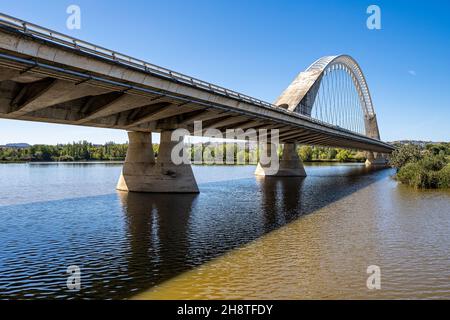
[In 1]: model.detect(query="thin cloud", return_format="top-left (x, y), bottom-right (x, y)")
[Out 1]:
top-left (408, 70), bottom-right (417, 76)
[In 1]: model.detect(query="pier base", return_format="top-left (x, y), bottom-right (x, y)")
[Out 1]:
top-left (117, 131), bottom-right (199, 193)
top-left (365, 152), bottom-right (388, 167)
top-left (255, 143), bottom-right (307, 177)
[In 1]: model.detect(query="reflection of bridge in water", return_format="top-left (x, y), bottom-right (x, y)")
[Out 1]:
top-left (0, 13), bottom-right (394, 193)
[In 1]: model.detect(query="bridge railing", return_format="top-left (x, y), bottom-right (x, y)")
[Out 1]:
top-left (0, 12), bottom-right (380, 141)
top-left (0, 14), bottom-right (278, 107)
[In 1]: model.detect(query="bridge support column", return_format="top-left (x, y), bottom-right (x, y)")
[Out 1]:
top-left (255, 143), bottom-right (306, 177)
top-left (365, 151), bottom-right (388, 167)
top-left (117, 131), bottom-right (199, 193)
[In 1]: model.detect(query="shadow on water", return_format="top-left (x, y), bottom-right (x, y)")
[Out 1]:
top-left (0, 164), bottom-right (392, 299)
top-left (117, 165), bottom-right (390, 299)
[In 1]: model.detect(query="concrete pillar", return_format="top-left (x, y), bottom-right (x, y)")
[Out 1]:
top-left (255, 143), bottom-right (306, 177)
top-left (364, 114), bottom-right (381, 140)
top-left (365, 151), bottom-right (388, 167)
top-left (364, 114), bottom-right (388, 167)
top-left (117, 131), bottom-right (199, 193)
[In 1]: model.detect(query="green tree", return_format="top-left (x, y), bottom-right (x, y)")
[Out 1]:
top-left (397, 155), bottom-right (449, 189)
top-left (327, 148), bottom-right (338, 160)
top-left (336, 149), bottom-right (351, 162)
top-left (298, 145), bottom-right (313, 161)
top-left (389, 144), bottom-right (422, 169)
top-left (152, 143), bottom-right (159, 157)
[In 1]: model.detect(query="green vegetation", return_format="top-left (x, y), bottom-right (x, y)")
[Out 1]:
top-left (0, 141), bottom-right (131, 162)
top-left (0, 141), bottom-right (365, 165)
top-left (390, 143), bottom-right (450, 189)
top-left (388, 144), bottom-right (422, 168)
top-left (297, 145), bottom-right (365, 162)
top-left (188, 143), bottom-right (258, 164)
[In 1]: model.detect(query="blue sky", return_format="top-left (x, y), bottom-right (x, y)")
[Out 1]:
top-left (0, 0), bottom-right (449, 144)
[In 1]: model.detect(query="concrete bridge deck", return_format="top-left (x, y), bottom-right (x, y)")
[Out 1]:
top-left (0, 13), bottom-right (395, 192)
top-left (0, 13), bottom-right (393, 154)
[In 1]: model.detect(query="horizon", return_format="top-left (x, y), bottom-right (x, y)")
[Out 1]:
top-left (1, 138), bottom-right (448, 147)
top-left (1, 0), bottom-right (449, 143)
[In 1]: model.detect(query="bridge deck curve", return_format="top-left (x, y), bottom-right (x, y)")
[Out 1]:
top-left (0, 13), bottom-right (394, 153)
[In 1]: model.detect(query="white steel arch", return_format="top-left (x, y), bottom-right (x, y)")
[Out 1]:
top-left (274, 55), bottom-right (379, 138)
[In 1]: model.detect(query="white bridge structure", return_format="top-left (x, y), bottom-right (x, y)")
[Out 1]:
top-left (0, 13), bottom-right (393, 193)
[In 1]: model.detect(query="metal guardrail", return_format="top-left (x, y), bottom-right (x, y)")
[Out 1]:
top-left (0, 13), bottom-right (279, 108)
top-left (0, 12), bottom-right (390, 144)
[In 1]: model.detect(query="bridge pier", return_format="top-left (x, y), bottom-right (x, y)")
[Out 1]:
top-left (255, 143), bottom-right (307, 177)
top-left (117, 131), bottom-right (199, 193)
top-left (365, 152), bottom-right (388, 167)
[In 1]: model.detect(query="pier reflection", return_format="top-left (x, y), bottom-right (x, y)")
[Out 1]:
top-left (118, 191), bottom-right (198, 287)
top-left (257, 176), bottom-right (305, 231)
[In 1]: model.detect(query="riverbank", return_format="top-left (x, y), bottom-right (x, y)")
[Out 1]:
top-left (0, 160), bottom-right (124, 164)
top-left (0, 159), bottom-right (365, 165)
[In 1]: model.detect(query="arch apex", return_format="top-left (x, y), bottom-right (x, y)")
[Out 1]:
top-left (274, 54), bottom-right (378, 137)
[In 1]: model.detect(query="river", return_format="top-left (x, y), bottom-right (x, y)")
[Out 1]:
top-left (0, 163), bottom-right (449, 299)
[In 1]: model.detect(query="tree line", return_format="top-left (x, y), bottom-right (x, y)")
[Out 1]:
top-left (0, 141), bottom-right (130, 162)
top-left (0, 141), bottom-right (366, 163)
top-left (297, 145), bottom-right (365, 162)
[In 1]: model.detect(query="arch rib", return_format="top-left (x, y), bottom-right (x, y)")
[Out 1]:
top-left (274, 55), bottom-right (378, 138)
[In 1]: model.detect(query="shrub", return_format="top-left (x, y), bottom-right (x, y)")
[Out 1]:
top-left (389, 144), bottom-right (422, 169)
top-left (397, 156), bottom-right (449, 189)
top-left (436, 164), bottom-right (450, 188)
top-left (397, 162), bottom-right (426, 188)
top-left (419, 155), bottom-right (447, 171)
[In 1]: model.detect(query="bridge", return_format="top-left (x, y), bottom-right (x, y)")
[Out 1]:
top-left (0, 13), bottom-right (394, 193)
